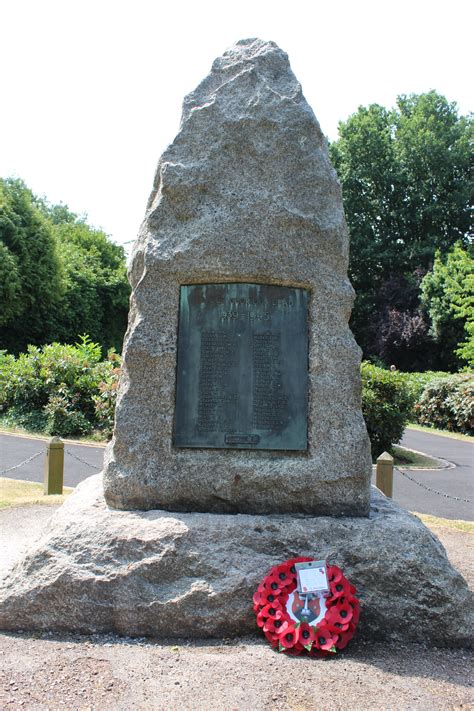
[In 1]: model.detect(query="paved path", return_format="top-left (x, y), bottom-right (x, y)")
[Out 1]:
top-left (0, 432), bottom-right (104, 487)
top-left (1, 428), bottom-right (472, 520)
top-left (392, 428), bottom-right (473, 521)
top-left (402, 428), bottom-right (473, 471)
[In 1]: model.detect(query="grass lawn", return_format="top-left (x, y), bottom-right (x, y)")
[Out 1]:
top-left (391, 445), bottom-right (445, 469)
top-left (0, 477), bottom-right (73, 509)
top-left (406, 423), bottom-right (473, 442)
top-left (413, 512), bottom-right (474, 533)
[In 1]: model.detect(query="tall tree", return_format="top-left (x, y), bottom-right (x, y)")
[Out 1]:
top-left (51, 219), bottom-right (130, 353)
top-left (0, 178), bottom-right (62, 351)
top-left (421, 243), bottom-right (474, 369)
top-left (0, 179), bottom-right (130, 354)
top-left (330, 91), bottom-right (473, 367)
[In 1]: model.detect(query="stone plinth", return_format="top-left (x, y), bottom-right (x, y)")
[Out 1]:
top-left (0, 475), bottom-right (472, 648)
top-left (103, 38), bottom-right (372, 515)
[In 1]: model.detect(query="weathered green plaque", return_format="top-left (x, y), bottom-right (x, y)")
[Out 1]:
top-left (173, 283), bottom-right (308, 450)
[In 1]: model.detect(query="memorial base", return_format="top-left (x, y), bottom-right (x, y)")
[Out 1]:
top-left (0, 475), bottom-right (472, 648)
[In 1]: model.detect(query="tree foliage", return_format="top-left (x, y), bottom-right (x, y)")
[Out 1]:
top-left (0, 178), bottom-right (62, 350)
top-left (0, 178), bottom-right (130, 354)
top-left (421, 243), bottom-right (474, 368)
top-left (50, 219), bottom-right (130, 352)
top-left (330, 91), bottom-right (473, 369)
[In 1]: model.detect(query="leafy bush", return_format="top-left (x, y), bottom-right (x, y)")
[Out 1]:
top-left (361, 362), bottom-right (414, 459)
top-left (0, 337), bottom-right (121, 439)
top-left (92, 351), bottom-right (121, 435)
top-left (414, 375), bottom-right (473, 434)
top-left (397, 370), bottom-right (451, 407)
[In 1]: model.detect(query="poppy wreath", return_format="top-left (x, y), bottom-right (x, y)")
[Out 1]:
top-left (253, 556), bottom-right (360, 656)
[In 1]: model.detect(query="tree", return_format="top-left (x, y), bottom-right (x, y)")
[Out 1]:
top-left (0, 178), bottom-right (62, 351)
top-left (52, 220), bottom-right (130, 353)
top-left (330, 92), bottom-right (473, 367)
top-left (421, 243), bottom-right (474, 369)
top-left (0, 178), bottom-right (130, 354)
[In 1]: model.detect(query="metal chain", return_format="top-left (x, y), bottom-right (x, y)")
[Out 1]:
top-left (395, 467), bottom-right (471, 504)
top-left (65, 448), bottom-right (101, 471)
top-left (0, 450), bottom-right (44, 476)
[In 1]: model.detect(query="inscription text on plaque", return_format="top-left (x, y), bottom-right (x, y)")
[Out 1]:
top-left (173, 283), bottom-right (308, 450)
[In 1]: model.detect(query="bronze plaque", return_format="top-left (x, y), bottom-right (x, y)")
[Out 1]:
top-left (173, 283), bottom-right (308, 450)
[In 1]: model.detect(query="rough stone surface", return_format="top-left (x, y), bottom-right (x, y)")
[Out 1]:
top-left (103, 38), bottom-right (372, 515)
top-left (1, 475), bottom-right (472, 648)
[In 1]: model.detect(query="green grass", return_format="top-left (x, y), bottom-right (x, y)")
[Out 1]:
top-left (413, 512), bottom-right (474, 533)
top-left (407, 423), bottom-right (473, 442)
top-left (0, 477), bottom-right (73, 509)
top-left (392, 445), bottom-right (444, 469)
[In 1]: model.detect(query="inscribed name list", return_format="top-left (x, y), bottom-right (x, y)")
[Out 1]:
top-left (173, 283), bottom-right (308, 450)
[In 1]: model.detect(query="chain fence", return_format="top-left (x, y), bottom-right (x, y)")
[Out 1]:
top-left (1, 446), bottom-right (101, 478)
top-left (64, 448), bottom-right (101, 471)
top-left (2, 446), bottom-right (470, 506)
top-left (0, 449), bottom-right (45, 477)
top-left (394, 466), bottom-right (471, 504)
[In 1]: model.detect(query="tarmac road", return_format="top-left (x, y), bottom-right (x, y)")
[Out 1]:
top-left (0, 432), bottom-right (104, 487)
top-left (1, 427), bottom-right (472, 520)
top-left (389, 428), bottom-right (473, 521)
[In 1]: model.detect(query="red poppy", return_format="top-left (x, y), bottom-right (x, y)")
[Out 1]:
top-left (335, 623), bottom-right (356, 650)
top-left (256, 610), bottom-right (268, 628)
top-left (260, 587), bottom-right (284, 607)
top-left (252, 590), bottom-right (264, 609)
top-left (263, 612), bottom-right (288, 635)
top-left (309, 647), bottom-right (332, 658)
top-left (265, 573), bottom-right (286, 593)
top-left (327, 565), bottom-right (343, 584)
top-left (326, 603), bottom-right (353, 626)
top-left (297, 622), bottom-right (318, 647)
top-left (313, 624), bottom-right (339, 651)
top-left (282, 642), bottom-right (304, 656)
top-left (330, 577), bottom-right (351, 600)
top-left (278, 625), bottom-right (298, 648)
top-left (284, 556), bottom-right (314, 579)
top-left (325, 619), bottom-right (350, 635)
top-left (348, 599), bottom-right (360, 624)
top-left (260, 600), bottom-right (284, 619)
top-left (273, 565), bottom-right (296, 589)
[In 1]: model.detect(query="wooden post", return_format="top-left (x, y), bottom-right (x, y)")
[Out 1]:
top-left (44, 437), bottom-right (64, 495)
top-left (376, 451), bottom-right (393, 498)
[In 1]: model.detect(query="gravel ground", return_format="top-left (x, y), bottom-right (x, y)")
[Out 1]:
top-left (0, 521), bottom-right (472, 710)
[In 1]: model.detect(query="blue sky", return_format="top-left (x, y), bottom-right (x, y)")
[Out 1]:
top-left (1, 0), bottom-right (472, 250)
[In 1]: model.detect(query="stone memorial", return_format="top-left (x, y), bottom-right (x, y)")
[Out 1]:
top-left (0, 39), bottom-right (472, 646)
top-left (102, 35), bottom-right (372, 516)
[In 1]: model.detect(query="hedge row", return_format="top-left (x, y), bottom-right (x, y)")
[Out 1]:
top-left (0, 342), bottom-right (472, 455)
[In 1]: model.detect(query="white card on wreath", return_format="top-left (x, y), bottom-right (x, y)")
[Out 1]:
top-left (295, 560), bottom-right (329, 594)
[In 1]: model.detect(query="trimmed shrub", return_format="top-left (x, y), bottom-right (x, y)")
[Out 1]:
top-left (397, 370), bottom-right (451, 405)
top-left (0, 337), bottom-right (121, 439)
top-left (414, 375), bottom-right (473, 434)
top-left (361, 362), bottom-right (414, 459)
